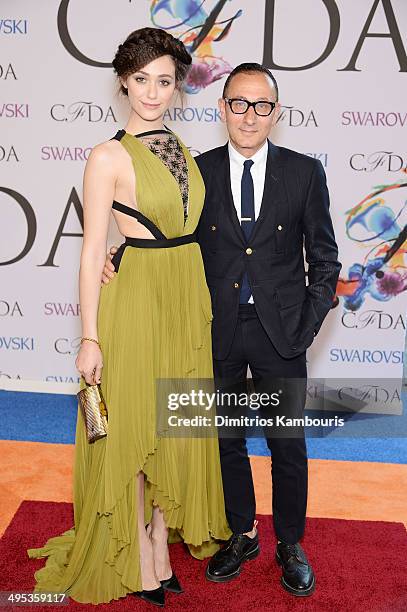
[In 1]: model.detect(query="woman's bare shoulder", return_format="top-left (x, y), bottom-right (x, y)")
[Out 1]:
top-left (87, 138), bottom-right (125, 166)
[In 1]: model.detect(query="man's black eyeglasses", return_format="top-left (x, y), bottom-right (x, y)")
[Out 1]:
top-left (224, 98), bottom-right (276, 116)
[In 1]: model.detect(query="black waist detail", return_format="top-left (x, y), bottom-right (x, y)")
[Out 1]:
top-left (124, 234), bottom-right (197, 248)
top-left (111, 234), bottom-right (197, 272)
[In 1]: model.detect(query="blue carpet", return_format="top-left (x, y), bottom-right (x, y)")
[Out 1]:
top-left (1, 390), bottom-right (406, 464)
top-left (0, 390), bottom-right (77, 444)
top-left (246, 437), bottom-right (407, 463)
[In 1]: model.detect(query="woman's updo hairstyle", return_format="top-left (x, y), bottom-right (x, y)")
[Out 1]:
top-left (112, 27), bottom-right (192, 95)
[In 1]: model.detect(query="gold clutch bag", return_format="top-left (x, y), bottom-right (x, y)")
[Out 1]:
top-left (77, 383), bottom-right (108, 443)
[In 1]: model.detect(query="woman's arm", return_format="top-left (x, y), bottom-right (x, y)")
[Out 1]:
top-left (75, 143), bottom-right (117, 384)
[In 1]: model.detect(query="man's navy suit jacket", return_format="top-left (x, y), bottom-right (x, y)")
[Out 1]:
top-left (195, 140), bottom-right (342, 361)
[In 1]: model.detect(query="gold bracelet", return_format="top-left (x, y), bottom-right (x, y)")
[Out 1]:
top-left (81, 337), bottom-right (100, 347)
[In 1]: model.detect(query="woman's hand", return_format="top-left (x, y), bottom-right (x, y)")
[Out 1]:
top-left (75, 341), bottom-right (103, 385)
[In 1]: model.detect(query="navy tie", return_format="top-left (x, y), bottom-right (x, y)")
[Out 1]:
top-left (240, 159), bottom-right (255, 303)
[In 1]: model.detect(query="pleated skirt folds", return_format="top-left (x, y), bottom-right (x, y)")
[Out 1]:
top-left (27, 243), bottom-right (231, 603)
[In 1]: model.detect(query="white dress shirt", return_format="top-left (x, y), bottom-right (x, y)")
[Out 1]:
top-left (228, 139), bottom-right (268, 302)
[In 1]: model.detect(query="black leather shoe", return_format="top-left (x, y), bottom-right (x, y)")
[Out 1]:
top-left (205, 532), bottom-right (259, 582)
top-left (160, 572), bottom-right (183, 593)
top-left (134, 585), bottom-right (165, 607)
top-left (275, 542), bottom-right (315, 597)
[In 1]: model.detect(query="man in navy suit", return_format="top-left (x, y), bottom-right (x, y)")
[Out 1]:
top-left (103, 63), bottom-right (341, 597)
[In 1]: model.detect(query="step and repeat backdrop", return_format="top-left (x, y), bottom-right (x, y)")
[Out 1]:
top-left (1, 1), bottom-right (406, 411)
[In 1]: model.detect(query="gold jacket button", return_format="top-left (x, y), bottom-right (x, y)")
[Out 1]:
top-left (246, 247), bottom-right (253, 255)
top-left (211, 225), bottom-right (216, 231)
top-left (234, 282), bottom-right (239, 288)
top-left (277, 224), bottom-right (283, 231)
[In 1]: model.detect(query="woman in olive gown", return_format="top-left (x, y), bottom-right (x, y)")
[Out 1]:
top-left (27, 27), bottom-right (231, 606)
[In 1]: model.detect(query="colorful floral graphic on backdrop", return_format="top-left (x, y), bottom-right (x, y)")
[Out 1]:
top-left (150, 0), bottom-right (242, 93)
top-left (335, 172), bottom-right (407, 311)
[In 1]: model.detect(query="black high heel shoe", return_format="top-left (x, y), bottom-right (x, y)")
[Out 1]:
top-left (160, 572), bottom-right (183, 594)
top-left (134, 585), bottom-right (165, 607)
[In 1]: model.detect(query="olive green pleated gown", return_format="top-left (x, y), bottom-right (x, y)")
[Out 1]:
top-left (27, 130), bottom-right (231, 604)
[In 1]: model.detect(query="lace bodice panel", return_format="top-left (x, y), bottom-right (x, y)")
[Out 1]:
top-left (137, 130), bottom-right (189, 222)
